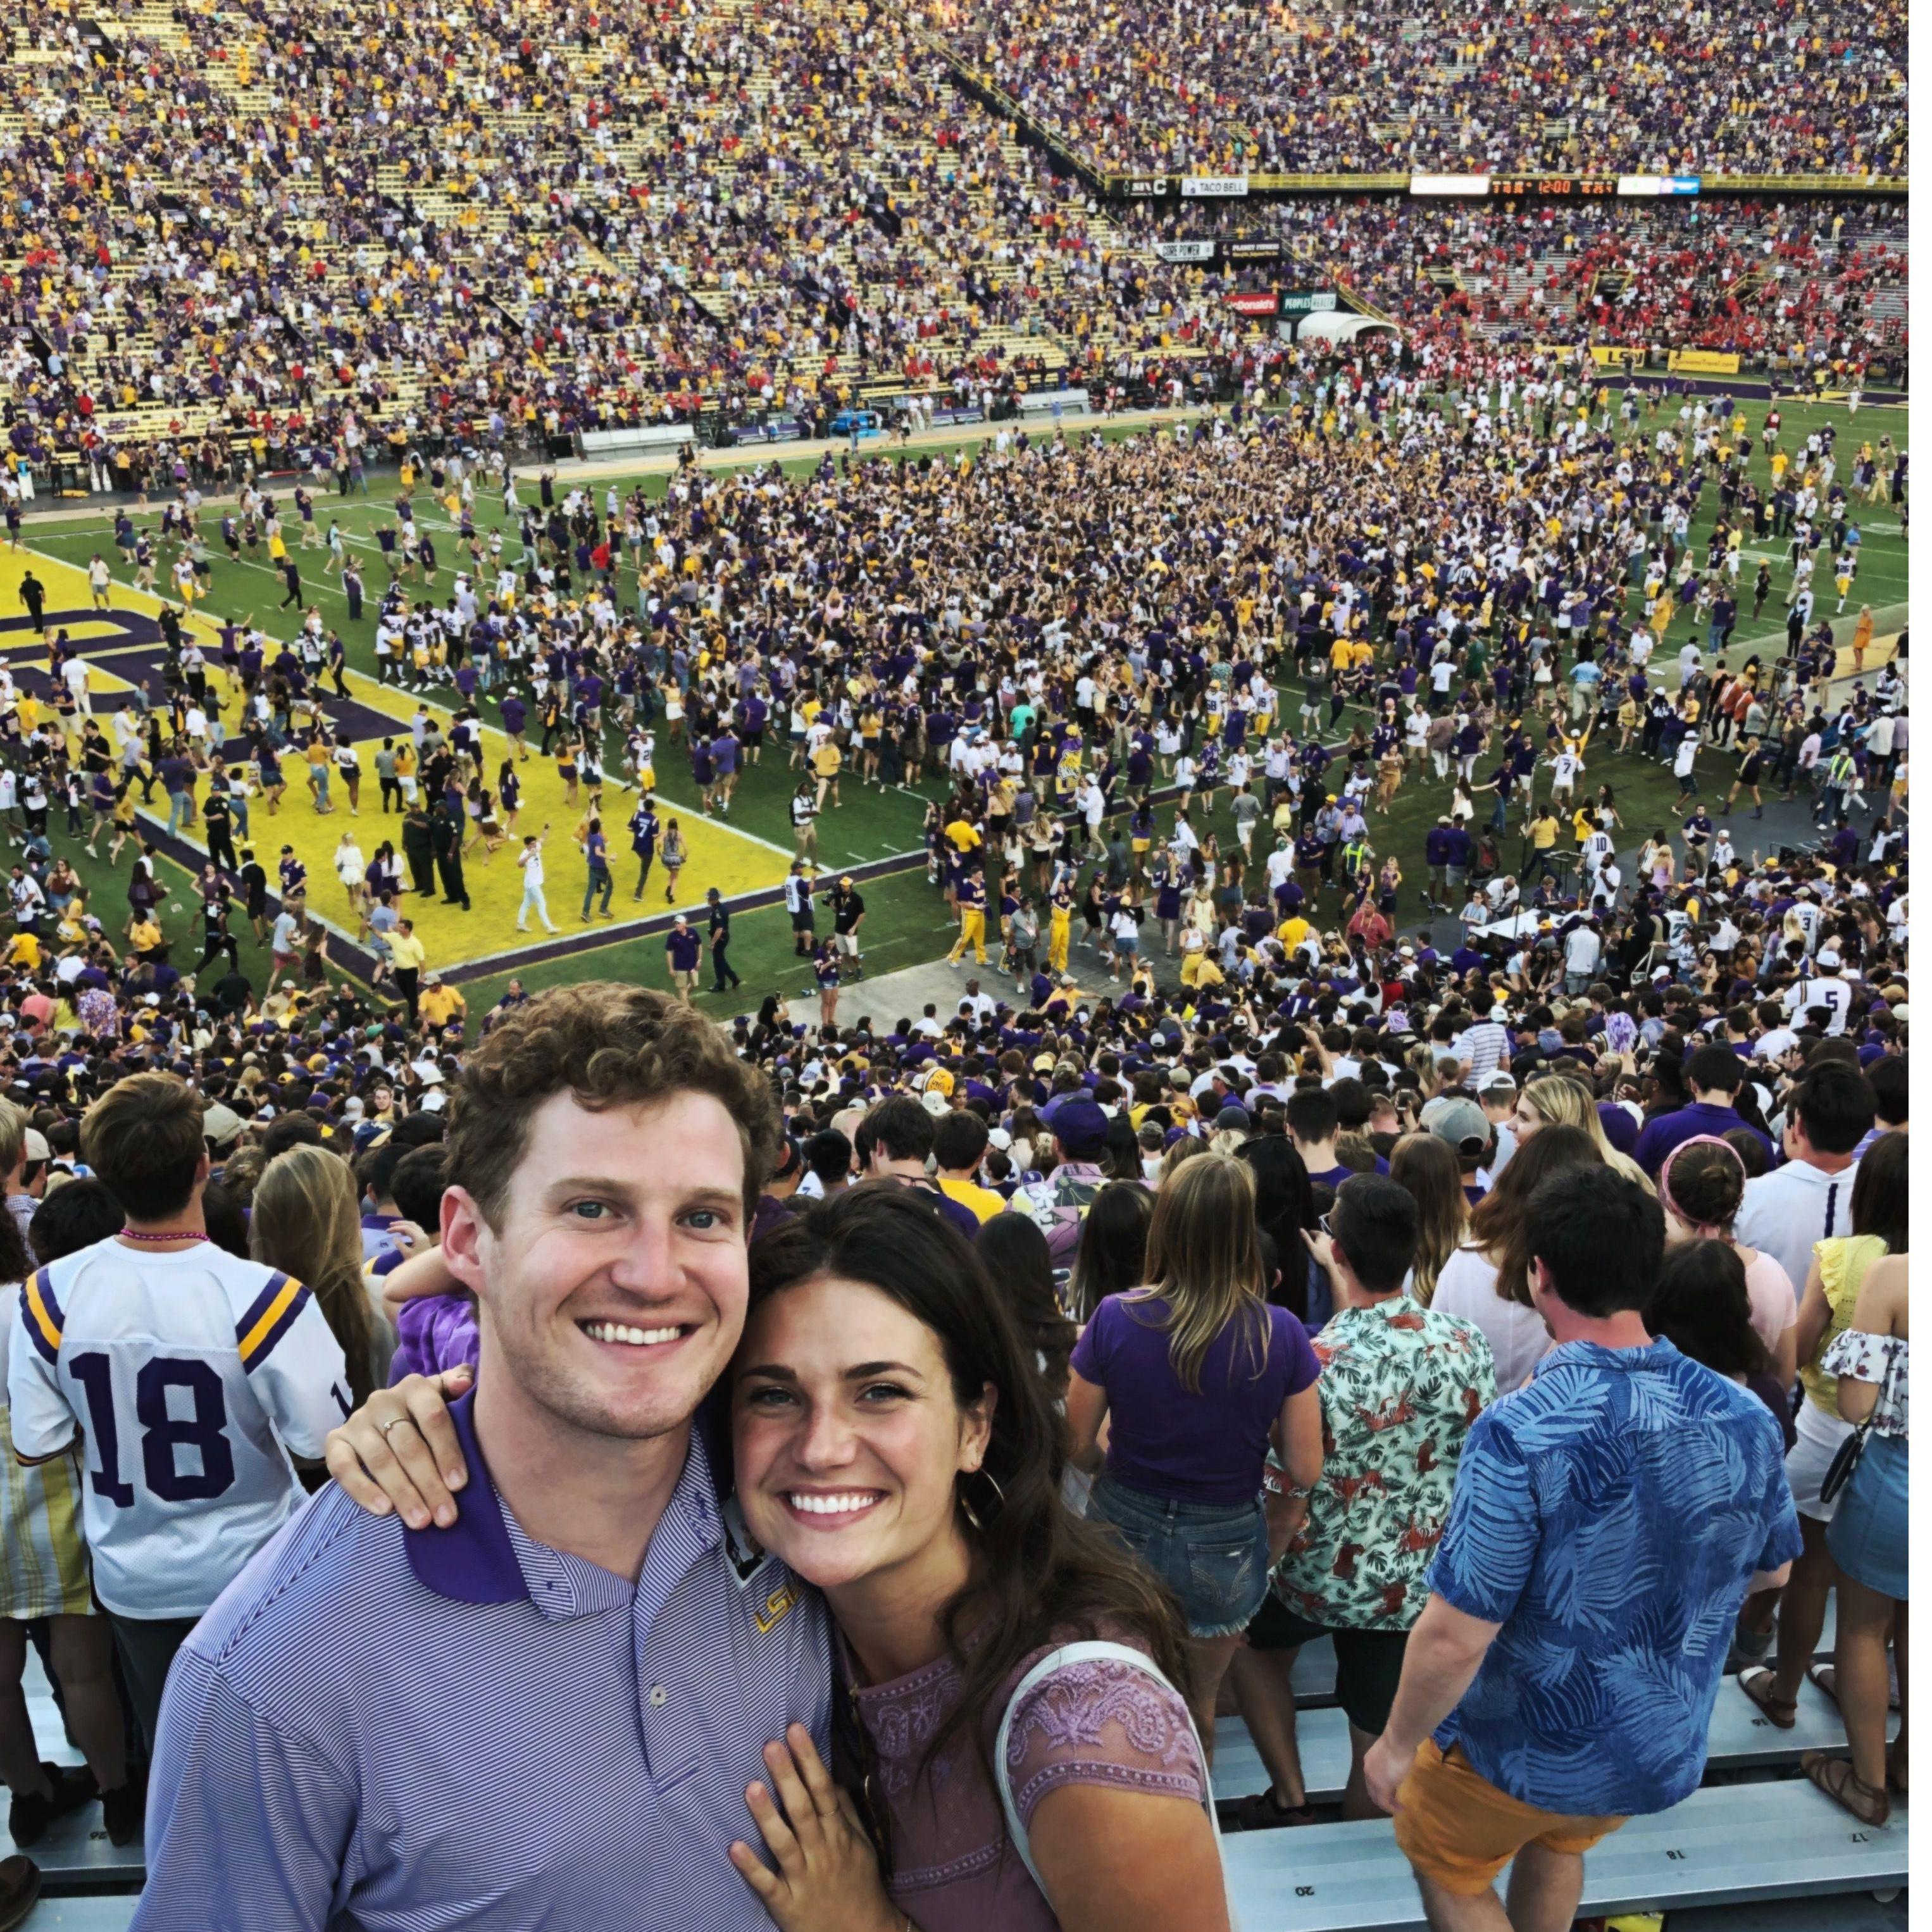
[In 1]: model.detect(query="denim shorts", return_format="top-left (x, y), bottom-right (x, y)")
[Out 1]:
top-left (1827, 1431), bottom-right (1908, 1600)
top-left (1088, 1475), bottom-right (1269, 1638)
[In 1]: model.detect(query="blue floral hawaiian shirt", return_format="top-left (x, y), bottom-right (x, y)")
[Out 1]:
top-left (1426, 1338), bottom-right (1802, 1816)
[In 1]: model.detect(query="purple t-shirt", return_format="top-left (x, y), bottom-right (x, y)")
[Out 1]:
top-left (1071, 1295), bottom-right (1319, 1506)
top-left (389, 1293), bottom-right (479, 1382)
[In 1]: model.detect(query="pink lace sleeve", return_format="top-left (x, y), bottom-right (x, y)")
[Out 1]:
top-left (1002, 1655), bottom-right (1207, 1833)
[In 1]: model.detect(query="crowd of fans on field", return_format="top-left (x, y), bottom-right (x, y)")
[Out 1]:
top-left (0, 341), bottom-right (1906, 1031)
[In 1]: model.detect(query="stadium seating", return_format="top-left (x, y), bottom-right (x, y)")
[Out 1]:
top-left (1214, 1671), bottom-right (1884, 1805)
top-left (1114, 197), bottom-right (1909, 381)
top-left (916, 0), bottom-right (1909, 178)
top-left (1221, 1785), bottom-right (1907, 1932)
top-left (1, 0), bottom-right (1909, 480)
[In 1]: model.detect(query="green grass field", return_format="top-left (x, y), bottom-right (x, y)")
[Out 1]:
top-left (12, 395), bottom-right (1907, 1025)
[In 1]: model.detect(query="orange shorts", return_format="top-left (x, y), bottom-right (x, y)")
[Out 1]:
top-left (1393, 1739), bottom-right (1627, 1896)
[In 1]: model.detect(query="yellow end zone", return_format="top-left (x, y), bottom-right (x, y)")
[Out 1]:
top-left (1, 547), bottom-right (793, 971)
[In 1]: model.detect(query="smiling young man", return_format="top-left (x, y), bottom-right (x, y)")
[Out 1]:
top-left (135, 986), bottom-right (832, 1931)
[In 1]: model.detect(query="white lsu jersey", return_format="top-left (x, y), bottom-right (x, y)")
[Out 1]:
top-left (8, 1240), bottom-right (348, 1619)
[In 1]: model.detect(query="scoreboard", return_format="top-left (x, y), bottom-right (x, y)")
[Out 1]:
top-left (1410, 173), bottom-right (1702, 197)
top-left (1488, 177), bottom-right (1618, 197)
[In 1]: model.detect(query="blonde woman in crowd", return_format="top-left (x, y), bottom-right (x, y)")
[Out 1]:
top-left (248, 1146), bottom-right (394, 1412)
top-left (1511, 1071), bottom-right (1655, 1192)
top-left (1388, 1131), bottom-right (1468, 1306)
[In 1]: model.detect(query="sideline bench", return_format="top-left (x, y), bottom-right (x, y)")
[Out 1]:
top-left (1016, 387), bottom-right (1092, 417)
top-left (578, 424), bottom-right (695, 457)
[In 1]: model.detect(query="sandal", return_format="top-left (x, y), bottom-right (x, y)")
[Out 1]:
top-left (1738, 1666), bottom-right (1798, 1729)
top-left (1804, 1750), bottom-right (1890, 1828)
top-left (1807, 1662), bottom-right (1838, 1707)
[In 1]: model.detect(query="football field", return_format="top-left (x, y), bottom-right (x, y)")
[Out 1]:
top-left (0, 546), bottom-right (802, 979)
top-left (6, 394), bottom-right (1907, 1018)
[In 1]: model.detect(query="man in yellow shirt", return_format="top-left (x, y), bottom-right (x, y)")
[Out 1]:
top-left (932, 1111), bottom-right (1006, 1223)
top-left (385, 919), bottom-right (427, 1021)
top-left (810, 737), bottom-right (842, 810)
top-left (418, 972), bottom-right (466, 1032)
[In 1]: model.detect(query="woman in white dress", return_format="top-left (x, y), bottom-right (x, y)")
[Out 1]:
top-left (333, 831), bottom-right (368, 918)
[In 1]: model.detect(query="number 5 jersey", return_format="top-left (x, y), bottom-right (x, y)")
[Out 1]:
top-left (7, 1240), bottom-right (348, 1620)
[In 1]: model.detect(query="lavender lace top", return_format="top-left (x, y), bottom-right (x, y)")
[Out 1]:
top-left (852, 1633), bottom-right (1207, 1931)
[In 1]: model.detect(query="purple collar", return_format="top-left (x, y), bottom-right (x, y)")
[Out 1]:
top-left (403, 1390), bottom-right (527, 1605)
top-left (404, 1388), bottom-right (733, 1606)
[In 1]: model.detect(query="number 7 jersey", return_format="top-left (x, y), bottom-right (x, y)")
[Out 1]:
top-left (7, 1240), bottom-right (349, 1620)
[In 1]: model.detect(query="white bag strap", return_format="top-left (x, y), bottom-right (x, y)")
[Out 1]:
top-left (992, 1639), bottom-right (1233, 1923)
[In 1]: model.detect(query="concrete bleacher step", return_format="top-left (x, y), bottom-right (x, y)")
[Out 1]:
top-left (1209, 1669), bottom-right (1891, 1807)
top-left (1221, 1783), bottom-right (1907, 1932)
top-left (1256, 1604), bottom-right (1840, 1717)
top-left (17, 1902), bottom-right (137, 1930)
top-left (8, 1656), bottom-right (141, 1897)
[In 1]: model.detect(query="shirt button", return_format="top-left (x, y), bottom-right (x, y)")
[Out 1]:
top-left (649, 1685), bottom-right (668, 1707)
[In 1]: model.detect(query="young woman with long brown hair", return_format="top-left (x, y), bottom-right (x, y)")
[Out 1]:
top-left (1429, 1125), bottom-right (1605, 1392)
top-left (249, 1145), bottom-right (389, 1409)
top-left (1388, 1130), bottom-right (1469, 1306)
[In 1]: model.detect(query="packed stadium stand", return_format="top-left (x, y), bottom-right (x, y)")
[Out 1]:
top-left (0, 0), bottom-right (1909, 483)
top-left (916, 0), bottom-right (1909, 178)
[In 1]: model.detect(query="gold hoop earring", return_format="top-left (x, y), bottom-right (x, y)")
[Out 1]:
top-left (957, 1465), bottom-right (1006, 1532)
